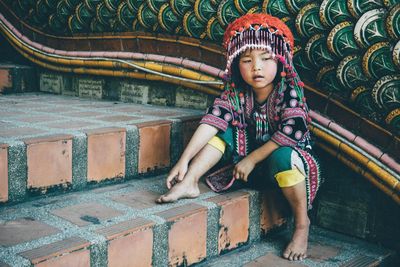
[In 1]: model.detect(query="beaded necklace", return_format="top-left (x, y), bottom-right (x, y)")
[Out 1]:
top-left (253, 100), bottom-right (270, 142)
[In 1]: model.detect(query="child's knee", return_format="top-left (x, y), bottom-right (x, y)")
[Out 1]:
top-left (208, 136), bottom-right (226, 154)
top-left (275, 169), bottom-right (305, 187)
top-left (268, 147), bottom-right (306, 187)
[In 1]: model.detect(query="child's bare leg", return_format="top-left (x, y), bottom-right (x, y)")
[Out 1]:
top-left (156, 144), bottom-right (223, 203)
top-left (281, 180), bottom-right (309, 261)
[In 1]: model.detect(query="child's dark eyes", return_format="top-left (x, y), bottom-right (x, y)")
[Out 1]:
top-left (241, 57), bottom-right (272, 63)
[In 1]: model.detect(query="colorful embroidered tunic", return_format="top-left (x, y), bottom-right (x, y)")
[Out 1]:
top-left (200, 83), bottom-right (321, 208)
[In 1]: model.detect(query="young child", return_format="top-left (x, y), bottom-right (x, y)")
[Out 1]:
top-left (156, 13), bottom-right (321, 261)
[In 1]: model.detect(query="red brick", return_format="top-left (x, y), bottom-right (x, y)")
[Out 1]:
top-left (34, 249), bottom-right (90, 267)
top-left (65, 111), bottom-right (104, 117)
top-left (156, 204), bottom-right (207, 266)
top-left (16, 115), bottom-right (60, 123)
top-left (260, 189), bottom-right (291, 234)
top-left (110, 190), bottom-right (159, 209)
top-left (244, 253), bottom-right (307, 267)
top-left (16, 103), bottom-right (46, 109)
top-left (139, 111), bottom-right (182, 117)
top-left (0, 218), bottom-right (60, 247)
top-left (45, 120), bottom-right (95, 130)
top-left (112, 106), bottom-right (150, 113)
top-left (0, 69), bottom-right (12, 92)
top-left (86, 128), bottom-right (126, 182)
top-left (75, 102), bottom-right (116, 109)
top-left (25, 135), bottom-right (73, 189)
top-left (38, 107), bottom-right (78, 113)
top-left (206, 191), bottom-right (250, 254)
top-left (307, 243), bottom-right (340, 262)
top-left (0, 144), bottom-right (8, 202)
top-left (19, 237), bottom-right (90, 267)
top-left (136, 121), bottom-right (171, 173)
top-left (51, 203), bottom-right (123, 227)
top-left (96, 218), bottom-right (154, 267)
top-left (96, 115), bottom-right (141, 122)
top-left (0, 127), bottom-right (46, 138)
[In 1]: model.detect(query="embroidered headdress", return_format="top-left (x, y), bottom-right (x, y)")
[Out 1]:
top-left (223, 13), bottom-right (295, 75)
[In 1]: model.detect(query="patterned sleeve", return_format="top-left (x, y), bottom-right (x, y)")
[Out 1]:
top-left (271, 86), bottom-right (309, 147)
top-left (200, 96), bottom-right (233, 132)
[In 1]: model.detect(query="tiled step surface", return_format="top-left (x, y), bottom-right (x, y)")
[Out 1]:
top-left (0, 175), bottom-right (290, 267)
top-left (0, 175), bottom-right (396, 267)
top-left (0, 93), bottom-right (203, 203)
top-left (201, 226), bottom-right (398, 267)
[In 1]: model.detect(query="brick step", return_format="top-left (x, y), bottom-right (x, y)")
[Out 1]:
top-left (0, 174), bottom-right (293, 267)
top-left (0, 64), bottom-right (38, 94)
top-left (201, 227), bottom-right (398, 267)
top-left (0, 175), bottom-right (396, 267)
top-left (0, 93), bottom-right (203, 204)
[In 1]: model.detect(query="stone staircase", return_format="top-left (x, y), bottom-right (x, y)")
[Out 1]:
top-left (0, 88), bottom-right (398, 265)
top-left (0, 174), bottom-right (397, 267)
top-left (0, 92), bottom-right (203, 203)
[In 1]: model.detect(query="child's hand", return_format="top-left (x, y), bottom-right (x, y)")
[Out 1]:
top-left (233, 157), bottom-right (255, 182)
top-left (165, 160), bottom-right (189, 189)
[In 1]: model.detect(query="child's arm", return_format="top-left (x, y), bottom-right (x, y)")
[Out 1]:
top-left (165, 123), bottom-right (218, 189)
top-left (233, 140), bottom-right (279, 182)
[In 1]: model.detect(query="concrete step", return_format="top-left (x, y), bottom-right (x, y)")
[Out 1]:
top-left (0, 64), bottom-right (38, 94)
top-left (0, 174), bottom-right (291, 267)
top-left (201, 227), bottom-right (398, 267)
top-left (0, 175), bottom-right (396, 267)
top-left (0, 93), bottom-right (203, 204)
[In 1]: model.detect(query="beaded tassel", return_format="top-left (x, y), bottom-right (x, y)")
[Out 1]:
top-left (223, 83), bottom-right (246, 130)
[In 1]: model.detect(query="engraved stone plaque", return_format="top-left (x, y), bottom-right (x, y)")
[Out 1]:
top-left (120, 82), bottom-right (149, 104)
top-left (78, 78), bottom-right (103, 99)
top-left (40, 73), bottom-right (63, 93)
top-left (176, 87), bottom-right (208, 109)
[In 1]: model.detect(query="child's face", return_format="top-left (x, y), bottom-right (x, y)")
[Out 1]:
top-left (238, 49), bottom-right (278, 93)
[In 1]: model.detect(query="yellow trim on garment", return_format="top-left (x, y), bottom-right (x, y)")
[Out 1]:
top-left (275, 169), bottom-right (305, 188)
top-left (208, 136), bottom-right (226, 153)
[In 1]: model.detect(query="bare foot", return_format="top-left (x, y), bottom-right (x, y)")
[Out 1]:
top-left (283, 220), bottom-right (310, 261)
top-left (156, 178), bottom-right (200, 203)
